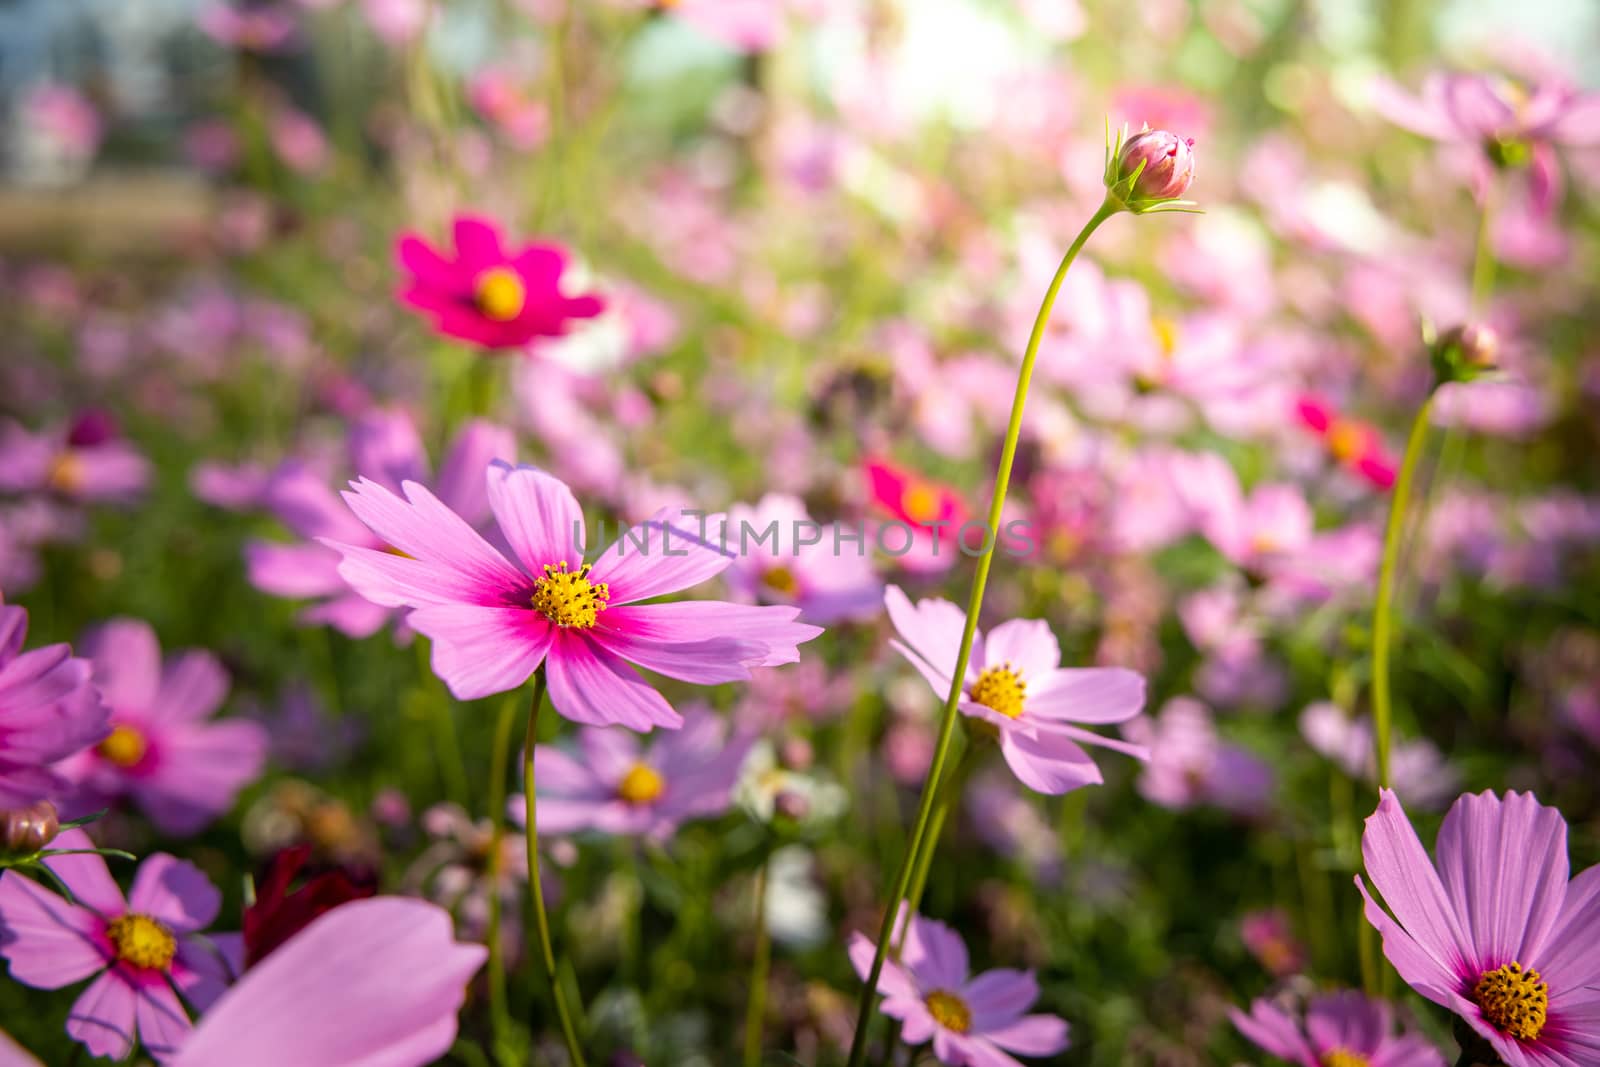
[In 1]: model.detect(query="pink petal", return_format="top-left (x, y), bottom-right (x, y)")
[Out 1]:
top-left (1534, 863), bottom-right (1600, 998)
top-left (597, 602), bottom-right (804, 679)
top-left (247, 541), bottom-right (349, 598)
top-left (173, 934), bottom-right (242, 1012)
top-left (1354, 873), bottom-right (1464, 1006)
top-left (407, 604), bottom-right (553, 700)
top-left (434, 421), bottom-right (517, 521)
top-left (1026, 668), bottom-right (1146, 725)
top-left (127, 854), bottom-right (220, 933)
top-left (962, 968), bottom-right (1039, 1029)
top-left (1230, 1000), bottom-right (1314, 1063)
top-left (485, 462), bottom-right (586, 573)
top-left (153, 652), bottom-right (230, 725)
top-left (335, 477), bottom-right (526, 604)
top-left (576, 726), bottom-right (643, 785)
top-left (66, 969), bottom-right (137, 1061)
top-left (132, 722), bottom-right (268, 836)
top-left (1434, 790), bottom-right (1567, 971)
top-left (0, 870), bottom-right (108, 988)
top-left (1368, 75), bottom-right (1458, 140)
top-left (588, 509), bottom-right (734, 604)
top-left (544, 633), bottom-right (682, 731)
top-left (529, 746), bottom-right (609, 800)
top-left (395, 234), bottom-right (464, 293)
top-left (1361, 790), bottom-right (1475, 978)
top-left (908, 915), bottom-right (969, 990)
top-left (171, 898), bottom-right (486, 1067)
top-left (347, 409), bottom-right (429, 492)
top-left (451, 215), bottom-right (505, 272)
top-left (134, 977), bottom-right (193, 1060)
top-left (983, 1014), bottom-right (1071, 1057)
top-left (980, 619), bottom-right (1059, 678)
top-left (36, 829), bottom-right (126, 916)
top-left (82, 618), bottom-right (161, 711)
top-left (1551, 93), bottom-right (1600, 144)
top-left (846, 931), bottom-right (918, 1001)
top-left (0, 1028), bottom-right (43, 1067)
top-left (999, 729), bottom-right (1103, 795)
top-left (883, 586), bottom-right (973, 687)
top-left (1442, 74), bottom-right (1515, 138)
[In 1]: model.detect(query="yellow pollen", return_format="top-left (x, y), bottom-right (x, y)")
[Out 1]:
top-left (971, 665), bottom-right (1027, 719)
top-left (474, 267), bottom-right (526, 322)
top-left (98, 724), bottom-right (147, 768)
top-left (105, 914), bottom-right (176, 971)
top-left (1474, 962), bottom-right (1548, 1041)
top-left (48, 452), bottom-right (84, 493)
top-left (1327, 421), bottom-right (1367, 463)
top-left (901, 484), bottom-right (942, 524)
top-left (617, 763), bottom-right (665, 805)
top-left (923, 990), bottom-right (972, 1033)
top-left (531, 561), bottom-right (609, 629)
top-left (1152, 317), bottom-right (1179, 357)
top-left (1322, 1051), bottom-right (1371, 1067)
top-left (762, 566), bottom-right (799, 595)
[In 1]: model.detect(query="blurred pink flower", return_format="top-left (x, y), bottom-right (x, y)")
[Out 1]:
top-left (361, 0), bottom-right (428, 44)
top-left (1238, 909), bottom-right (1305, 977)
top-left (716, 494), bottom-right (883, 624)
top-left (1231, 990), bottom-right (1444, 1066)
top-left (24, 85), bottom-right (102, 162)
top-left (0, 604), bottom-right (108, 808)
top-left (848, 911), bottom-right (1071, 1064)
top-left (198, 3), bottom-right (298, 51)
top-left (662, 0), bottom-right (786, 53)
top-left (1295, 394), bottom-right (1397, 489)
top-left (1299, 702), bottom-right (1458, 810)
top-left (512, 707), bottom-right (753, 840)
top-left (0, 414), bottom-right (150, 504)
top-left (885, 586), bottom-right (1147, 794)
top-left (1126, 697), bottom-right (1272, 815)
top-left (468, 70), bottom-right (548, 150)
top-left (54, 619), bottom-right (267, 836)
top-left (396, 215), bottom-right (605, 352)
top-left (0, 831), bottom-right (241, 1061)
top-left (326, 462), bottom-right (820, 726)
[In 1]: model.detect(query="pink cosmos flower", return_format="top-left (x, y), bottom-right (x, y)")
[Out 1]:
top-left (1230, 990), bottom-right (1445, 1067)
top-left (0, 604), bottom-right (107, 808)
top-left (172, 897), bottom-right (485, 1067)
top-left (0, 830), bottom-right (241, 1061)
top-left (244, 410), bottom-right (514, 638)
top-left (468, 69), bottom-right (548, 149)
top-left (395, 214), bottom-right (604, 351)
top-left (848, 911), bottom-right (1070, 1066)
top-left (1239, 909), bottom-right (1306, 978)
top-left (884, 586), bottom-right (1147, 794)
top-left (716, 494), bottom-right (883, 624)
top-left (660, 0), bottom-right (787, 53)
top-left (1125, 697), bottom-right (1273, 815)
top-left (54, 619), bottom-right (267, 836)
top-left (1357, 789), bottom-right (1600, 1067)
top-left (0, 412), bottom-right (150, 504)
top-left (1299, 702), bottom-right (1459, 810)
top-left (1295, 394), bottom-right (1397, 489)
top-left (197, 3), bottom-right (298, 51)
top-left (1371, 71), bottom-right (1600, 153)
top-left (325, 461), bottom-right (821, 728)
top-left (511, 707), bottom-right (753, 840)
top-left (406, 804), bottom-right (526, 957)
top-left (864, 457), bottom-right (969, 573)
top-left (24, 84), bottom-right (102, 162)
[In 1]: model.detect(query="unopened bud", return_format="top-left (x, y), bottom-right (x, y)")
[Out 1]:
top-left (2, 800), bottom-right (60, 853)
top-left (1117, 129), bottom-right (1196, 201)
top-left (773, 791), bottom-right (811, 821)
top-left (1432, 322), bottom-right (1500, 385)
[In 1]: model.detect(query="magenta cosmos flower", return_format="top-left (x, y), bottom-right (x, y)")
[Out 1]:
top-left (0, 603), bottom-right (107, 809)
top-left (1231, 990), bottom-right (1445, 1067)
top-left (173, 897), bottom-right (485, 1067)
top-left (396, 214), bottom-right (604, 351)
top-left (53, 619), bottom-right (267, 836)
top-left (513, 707), bottom-right (753, 841)
top-left (849, 911), bottom-right (1070, 1066)
top-left (1357, 789), bottom-right (1600, 1067)
top-left (0, 829), bottom-right (241, 1061)
top-left (326, 461), bottom-right (822, 728)
top-left (244, 409), bottom-right (514, 638)
top-left (885, 586), bottom-right (1146, 794)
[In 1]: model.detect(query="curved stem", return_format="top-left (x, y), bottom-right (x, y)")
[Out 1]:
top-left (742, 857), bottom-right (772, 1067)
top-left (1470, 175), bottom-right (1499, 316)
top-left (1371, 393), bottom-right (1436, 789)
top-left (844, 199), bottom-right (1120, 1067)
top-left (523, 670), bottom-right (588, 1067)
top-left (484, 692), bottom-right (519, 1064)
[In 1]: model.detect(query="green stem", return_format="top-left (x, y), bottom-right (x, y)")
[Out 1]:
top-left (1470, 176), bottom-right (1499, 316)
top-left (843, 198), bottom-right (1120, 1067)
top-left (1371, 392), bottom-right (1435, 790)
top-left (485, 692), bottom-right (520, 1065)
top-left (742, 858), bottom-right (772, 1067)
top-left (523, 671), bottom-right (588, 1067)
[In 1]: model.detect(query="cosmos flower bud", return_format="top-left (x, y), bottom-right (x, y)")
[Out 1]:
top-left (1431, 322), bottom-right (1500, 385)
top-left (1103, 123), bottom-right (1200, 215)
top-left (1, 800), bottom-right (60, 854)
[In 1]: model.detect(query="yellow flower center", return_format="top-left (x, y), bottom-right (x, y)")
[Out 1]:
top-left (1327, 420), bottom-right (1367, 463)
top-left (105, 913), bottom-right (176, 971)
top-left (1152, 317), bottom-right (1179, 358)
top-left (1473, 961), bottom-right (1547, 1041)
top-left (762, 566), bottom-right (799, 595)
top-left (901, 484), bottom-right (942, 524)
top-left (617, 763), bottom-right (665, 805)
top-left (48, 452), bottom-right (84, 493)
top-left (1322, 1051), bottom-right (1371, 1067)
top-left (98, 724), bottom-right (148, 768)
top-left (474, 267), bottom-right (527, 322)
top-left (531, 561), bottom-right (609, 629)
top-left (970, 665), bottom-right (1027, 719)
top-left (923, 989), bottom-right (972, 1033)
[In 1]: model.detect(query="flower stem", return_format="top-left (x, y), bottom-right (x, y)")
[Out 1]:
top-left (1371, 391), bottom-right (1435, 790)
top-left (1470, 175), bottom-right (1499, 315)
top-left (844, 198), bottom-right (1120, 1067)
top-left (485, 691), bottom-right (520, 1065)
top-left (742, 857), bottom-right (772, 1067)
top-left (523, 670), bottom-right (588, 1067)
